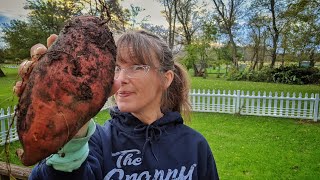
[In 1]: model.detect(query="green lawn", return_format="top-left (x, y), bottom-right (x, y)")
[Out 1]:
top-left (190, 113), bottom-right (320, 179)
top-left (0, 66), bottom-right (20, 110)
top-left (1, 65), bottom-right (320, 179)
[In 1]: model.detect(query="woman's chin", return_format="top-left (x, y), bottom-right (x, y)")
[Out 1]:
top-left (117, 104), bottom-right (132, 112)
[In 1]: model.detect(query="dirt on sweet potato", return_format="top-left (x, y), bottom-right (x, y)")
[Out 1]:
top-left (15, 15), bottom-right (116, 166)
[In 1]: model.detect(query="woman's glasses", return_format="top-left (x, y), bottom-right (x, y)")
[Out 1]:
top-left (114, 65), bottom-right (150, 79)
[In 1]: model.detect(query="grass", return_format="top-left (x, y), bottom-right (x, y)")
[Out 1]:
top-left (0, 66), bottom-right (20, 110)
top-left (0, 65), bottom-right (320, 178)
top-left (190, 113), bottom-right (320, 179)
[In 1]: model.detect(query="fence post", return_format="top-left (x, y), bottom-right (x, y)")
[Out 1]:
top-left (314, 94), bottom-right (319, 122)
top-left (0, 109), bottom-right (4, 145)
top-left (236, 90), bottom-right (241, 114)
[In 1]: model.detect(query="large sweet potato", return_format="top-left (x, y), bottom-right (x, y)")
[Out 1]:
top-left (15, 15), bottom-right (116, 166)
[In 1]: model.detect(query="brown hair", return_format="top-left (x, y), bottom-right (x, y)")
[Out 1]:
top-left (116, 30), bottom-right (191, 118)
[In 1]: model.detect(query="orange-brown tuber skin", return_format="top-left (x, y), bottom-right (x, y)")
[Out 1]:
top-left (16, 16), bottom-right (116, 166)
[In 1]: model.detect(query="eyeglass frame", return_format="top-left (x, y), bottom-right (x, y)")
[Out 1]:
top-left (114, 64), bottom-right (151, 80)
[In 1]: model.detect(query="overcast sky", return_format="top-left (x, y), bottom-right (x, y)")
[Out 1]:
top-left (0, 0), bottom-right (29, 21)
top-left (0, 0), bottom-right (166, 46)
top-left (122, 0), bottom-right (166, 26)
top-left (0, 0), bottom-right (166, 25)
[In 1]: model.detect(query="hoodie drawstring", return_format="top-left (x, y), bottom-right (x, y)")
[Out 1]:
top-left (134, 124), bottom-right (162, 162)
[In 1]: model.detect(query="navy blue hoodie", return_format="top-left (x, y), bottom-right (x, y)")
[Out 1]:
top-left (29, 107), bottom-right (219, 179)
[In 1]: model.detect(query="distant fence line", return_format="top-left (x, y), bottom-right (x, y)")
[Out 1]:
top-left (1, 89), bottom-right (319, 145)
top-left (190, 89), bottom-right (319, 121)
top-left (2, 65), bottom-right (18, 68)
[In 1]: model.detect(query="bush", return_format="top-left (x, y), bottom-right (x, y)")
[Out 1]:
top-left (272, 65), bottom-right (319, 85)
top-left (226, 65), bottom-right (320, 85)
top-left (226, 66), bottom-right (242, 81)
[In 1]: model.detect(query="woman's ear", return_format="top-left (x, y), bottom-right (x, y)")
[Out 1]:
top-left (163, 70), bottom-right (174, 89)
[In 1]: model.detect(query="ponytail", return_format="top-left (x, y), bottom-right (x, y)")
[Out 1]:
top-left (161, 62), bottom-right (191, 120)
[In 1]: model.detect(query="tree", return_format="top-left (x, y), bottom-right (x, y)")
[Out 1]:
top-left (2, 0), bottom-right (83, 60)
top-left (158, 0), bottom-right (178, 49)
top-left (175, 0), bottom-right (206, 45)
top-left (269, 0), bottom-right (280, 68)
top-left (183, 20), bottom-right (218, 77)
top-left (284, 0), bottom-right (320, 67)
top-left (126, 4), bottom-right (150, 29)
top-left (248, 15), bottom-right (268, 71)
top-left (0, 48), bottom-right (6, 77)
top-left (2, 0), bottom-right (131, 60)
top-left (25, 0), bottom-right (83, 35)
top-left (79, 0), bottom-right (129, 31)
top-left (172, 0), bottom-right (210, 76)
top-left (2, 20), bottom-right (35, 60)
top-left (211, 0), bottom-right (245, 69)
top-left (249, 0), bottom-right (293, 68)
top-left (279, 20), bottom-right (290, 67)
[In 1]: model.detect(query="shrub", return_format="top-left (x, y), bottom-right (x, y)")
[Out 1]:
top-left (226, 64), bottom-right (320, 85)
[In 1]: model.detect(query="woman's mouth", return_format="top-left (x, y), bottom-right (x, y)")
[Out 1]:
top-left (117, 91), bottom-right (133, 97)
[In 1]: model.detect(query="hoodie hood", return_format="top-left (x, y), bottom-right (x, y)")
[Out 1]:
top-left (108, 106), bottom-right (183, 136)
top-left (108, 106), bottom-right (184, 161)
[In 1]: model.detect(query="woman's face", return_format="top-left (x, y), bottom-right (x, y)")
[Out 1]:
top-left (113, 60), bottom-right (163, 115)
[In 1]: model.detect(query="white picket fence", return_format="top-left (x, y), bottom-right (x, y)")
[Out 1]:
top-left (190, 89), bottom-right (319, 121)
top-left (1, 89), bottom-right (319, 145)
top-left (0, 106), bottom-right (19, 145)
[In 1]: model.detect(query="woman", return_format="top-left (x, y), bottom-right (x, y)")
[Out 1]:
top-left (18, 30), bottom-right (219, 179)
